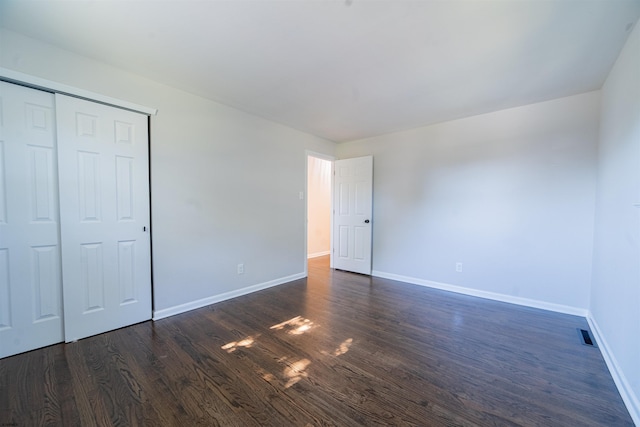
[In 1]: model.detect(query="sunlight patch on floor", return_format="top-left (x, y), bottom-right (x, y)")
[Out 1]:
top-left (282, 357), bottom-right (311, 389)
top-left (334, 338), bottom-right (353, 356)
top-left (270, 315), bottom-right (317, 335)
top-left (321, 338), bottom-right (354, 357)
top-left (221, 334), bottom-right (260, 353)
top-left (222, 315), bottom-right (326, 389)
top-left (221, 318), bottom-right (355, 391)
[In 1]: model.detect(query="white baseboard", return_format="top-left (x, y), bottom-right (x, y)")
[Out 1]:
top-left (372, 269), bottom-right (640, 423)
top-left (587, 314), bottom-right (640, 426)
top-left (151, 267), bottom-right (638, 424)
top-left (307, 251), bottom-right (330, 259)
top-left (152, 272), bottom-right (306, 320)
top-left (371, 270), bottom-right (588, 317)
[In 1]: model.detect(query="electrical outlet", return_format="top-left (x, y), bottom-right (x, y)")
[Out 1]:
top-left (237, 263), bottom-right (244, 274)
top-left (456, 262), bottom-right (463, 273)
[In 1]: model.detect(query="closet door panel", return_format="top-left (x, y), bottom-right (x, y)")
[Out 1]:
top-left (56, 94), bottom-right (151, 342)
top-left (0, 81), bottom-right (63, 358)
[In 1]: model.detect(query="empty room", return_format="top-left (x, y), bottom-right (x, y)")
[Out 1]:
top-left (0, 1), bottom-right (639, 425)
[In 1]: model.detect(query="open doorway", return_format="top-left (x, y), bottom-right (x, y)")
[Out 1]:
top-left (306, 153), bottom-right (333, 271)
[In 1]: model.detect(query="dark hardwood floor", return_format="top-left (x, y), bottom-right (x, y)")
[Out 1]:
top-left (0, 256), bottom-right (633, 426)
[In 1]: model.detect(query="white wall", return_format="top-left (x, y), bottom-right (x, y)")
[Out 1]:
top-left (0, 29), bottom-right (336, 315)
top-left (591, 20), bottom-right (640, 423)
top-left (307, 156), bottom-right (332, 258)
top-left (337, 92), bottom-right (600, 312)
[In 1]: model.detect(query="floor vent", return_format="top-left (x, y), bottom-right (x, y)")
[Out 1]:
top-left (578, 328), bottom-right (597, 347)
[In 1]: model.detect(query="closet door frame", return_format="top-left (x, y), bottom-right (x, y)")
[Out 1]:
top-left (0, 67), bottom-right (157, 116)
top-left (0, 69), bottom-right (157, 356)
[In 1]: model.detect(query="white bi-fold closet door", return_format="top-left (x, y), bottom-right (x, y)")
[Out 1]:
top-left (0, 81), bottom-right (151, 358)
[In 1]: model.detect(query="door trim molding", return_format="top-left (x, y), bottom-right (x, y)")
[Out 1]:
top-left (0, 67), bottom-right (157, 116)
top-left (305, 151), bottom-right (335, 275)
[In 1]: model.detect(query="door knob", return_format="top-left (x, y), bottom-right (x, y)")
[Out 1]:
top-left (364, 219), bottom-right (370, 224)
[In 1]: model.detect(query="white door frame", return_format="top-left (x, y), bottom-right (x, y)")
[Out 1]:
top-left (0, 67), bottom-right (157, 116)
top-left (0, 69), bottom-right (157, 342)
top-left (304, 150), bottom-right (335, 276)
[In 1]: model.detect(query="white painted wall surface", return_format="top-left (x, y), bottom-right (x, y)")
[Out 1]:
top-left (0, 29), bottom-right (335, 315)
top-left (307, 156), bottom-right (331, 258)
top-left (591, 21), bottom-right (640, 422)
top-left (337, 92), bottom-right (599, 311)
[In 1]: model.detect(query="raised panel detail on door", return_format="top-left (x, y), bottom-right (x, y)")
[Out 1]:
top-left (26, 103), bottom-right (51, 133)
top-left (339, 183), bottom-right (349, 215)
top-left (78, 151), bottom-right (101, 222)
top-left (76, 113), bottom-right (97, 138)
top-left (0, 249), bottom-right (10, 329)
top-left (354, 227), bottom-right (366, 261)
top-left (114, 121), bottom-right (133, 144)
top-left (0, 81), bottom-right (63, 359)
top-left (0, 141), bottom-right (7, 223)
top-left (80, 242), bottom-right (105, 312)
top-left (118, 240), bottom-right (136, 304)
top-left (333, 156), bottom-right (373, 275)
top-left (31, 245), bottom-right (61, 321)
top-left (57, 94), bottom-right (151, 343)
top-left (338, 226), bottom-right (349, 258)
top-left (28, 146), bottom-right (56, 222)
top-left (355, 182), bottom-right (367, 215)
top-left (116, 156), bottom-right (134, 221)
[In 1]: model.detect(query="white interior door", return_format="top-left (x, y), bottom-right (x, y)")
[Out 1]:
top-left (333, 155), bottom-right (373, 275)
top-left (0, 81), bottom-right (64, 358)
top-left (56, 94), bottom-right (151, 342)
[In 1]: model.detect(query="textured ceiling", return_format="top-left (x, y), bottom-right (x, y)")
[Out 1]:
top-left (1, 0), bottom-right (639, 142)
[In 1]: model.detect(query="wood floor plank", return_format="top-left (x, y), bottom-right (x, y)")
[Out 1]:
top-left (0, 256), bottom-right (634, 426)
